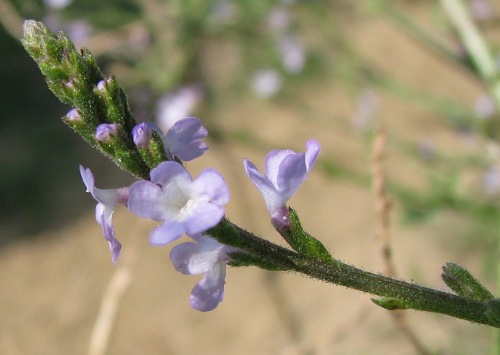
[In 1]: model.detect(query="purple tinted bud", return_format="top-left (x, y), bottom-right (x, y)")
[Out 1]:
top-left (96, 79), bottom-right (107, 92)
top-left (64, 79), bottom-right (75, 89)
top-left (95, 123), bottom-right (119, 142)
top-left (132, 122), bottom-right (152, 148)
top-left (66, 108), bottom-right (82, 122)
top-left (132, 122), bottom-right (162, 148)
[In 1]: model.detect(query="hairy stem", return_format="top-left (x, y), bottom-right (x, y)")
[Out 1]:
top-left (216, 220), bottom-right (498, 327)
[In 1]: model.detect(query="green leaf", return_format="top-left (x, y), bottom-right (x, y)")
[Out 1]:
top-left (371, 297), bottom-right (409, 310)
top-left (441, 262), bottom-right (494, 302)
top-left (282, 208), bottom-right (333, 262)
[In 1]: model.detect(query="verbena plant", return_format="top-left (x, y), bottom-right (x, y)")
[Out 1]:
top-left (21, 18), bottom-right (500, 328)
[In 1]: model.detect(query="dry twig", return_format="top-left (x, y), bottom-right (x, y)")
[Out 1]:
top-left (371, 127), bottom-right (432, 355)
top-left (87, 249), bottom-right (137, 355)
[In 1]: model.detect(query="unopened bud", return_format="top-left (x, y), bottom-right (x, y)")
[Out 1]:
top-left (95, 123), bottom-right (120, 142)
top-left (132, 122), bottom-right (154, 148)
top-left (96, 78), bottom-right (112, 92)
top-left (65, 108), bottom-right (82, 122)
top-left (96, 79), bottom-right (107, 91)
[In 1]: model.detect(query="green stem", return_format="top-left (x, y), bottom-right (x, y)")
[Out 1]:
top-left (493, 235), bottom-right (500, 354)
top-left (440, 0), bottom-right (500, 109)
top-left (214, 219), bottom-right (498, 327)
top-left (381, 1), bottom-right (463, 69)
top-left (295, 258), bottom-right (492, 326)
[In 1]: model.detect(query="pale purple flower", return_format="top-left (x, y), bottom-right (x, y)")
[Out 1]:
top-left (132, 119), bottom-right (208, 161)
top-left (164, 117), bottom-right (208, 161)
top-left (170, 235), bottom-right (233, 311)
top-left (80, 166), bottom-right (129, 264)
top-left (243, 140), bottom-right (320, 229)
top-left (128, 161), bottom-right (229, 245)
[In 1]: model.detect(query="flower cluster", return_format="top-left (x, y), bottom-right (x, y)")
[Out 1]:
top-left (81, 116), bottom-right (319, 311)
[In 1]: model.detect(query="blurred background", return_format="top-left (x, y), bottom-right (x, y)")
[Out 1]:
top-left (1, 0), bottom-right (500, 354)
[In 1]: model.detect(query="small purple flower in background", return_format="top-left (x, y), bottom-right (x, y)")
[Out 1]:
top-left (351, 90), bottom-right (379, 131)
top-left (483, 165), bottom-right (500, 195)
top-left (43, 0), bottom-right (73, 10)
top-left (80, 166), bottom-right (129, 264)
top-left (469, 0), bottom-right (493, 21)
top-left (417, 138), bottom-right (436, 162)
top-left (210, 1), bottom-right (237, 24)
top-left (156, 85), bottom-right (203, 132)
top-left (251, 69), bottom-right (283, 99)
top-left (278, 35), bottom-right (306, 74)
top-left (170, 235), bottom-right (233, 311)
top-left (474, 94), bottom-right (496, 120)
top-left (164, 117), bottom-right (208, 161)
top-left (128, 161), bottom-right (229, 245)
top-left (244, 140), bottom-right (320, 230)
top-left (267, 6), bottom-right (290, 32)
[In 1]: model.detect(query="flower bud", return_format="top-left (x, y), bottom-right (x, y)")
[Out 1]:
top-left (65, 108), bottom-right (82, 122)
top-left (96, 79), bottom-right (108, 92)
top-left (132, 122), bottom-right (154, 148)
top-left (95, 123), bottom-right (120, 142)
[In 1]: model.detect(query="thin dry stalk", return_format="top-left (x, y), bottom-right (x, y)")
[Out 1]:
top-left (371, 128), bottom-right (395, 276)
top-left (371, 128), bottom-right (432, 355)
top-left (0, 0), bottom-right (24, 38)
top-left (87, 250), bottom-right (136, 355)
